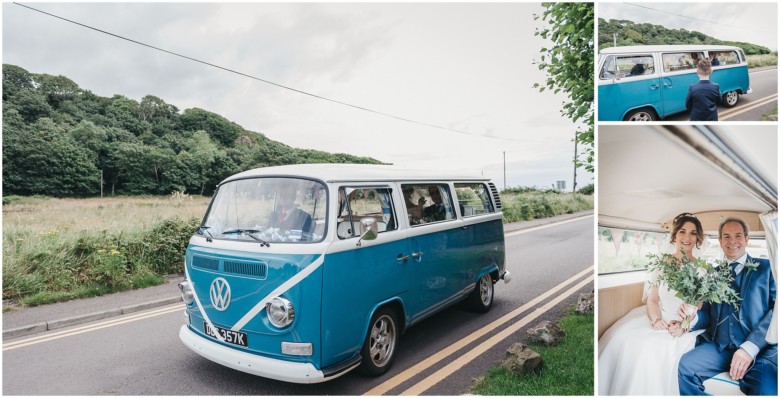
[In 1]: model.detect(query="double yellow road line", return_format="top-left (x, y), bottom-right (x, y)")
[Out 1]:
top-left (3, 303), bottom-right (184, 351)
top-left (721, 93), bottom-right (778, 120)
top-left (364, 265), bottom-right (594, 395)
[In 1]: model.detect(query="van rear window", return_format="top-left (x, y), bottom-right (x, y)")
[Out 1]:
top-left (709, 50), bottom-right (739, 66)
top-left (454, 183), bottom-right (495, 216)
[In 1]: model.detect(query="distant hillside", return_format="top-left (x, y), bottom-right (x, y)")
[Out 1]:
top-left (598, 18), bottom-right (772, 54)
top-left (2, 64), bottom-right (383, 197)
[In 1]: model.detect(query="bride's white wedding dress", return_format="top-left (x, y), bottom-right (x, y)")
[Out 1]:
top-left (598, 272), bottom-right (703, 395)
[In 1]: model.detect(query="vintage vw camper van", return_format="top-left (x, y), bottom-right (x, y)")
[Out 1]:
top-left (598, 45), bottom-right (752, 121)
top-left (177, 164), bottom-right (508, 383)
top-left (598, 125), bottom-right (777, 395)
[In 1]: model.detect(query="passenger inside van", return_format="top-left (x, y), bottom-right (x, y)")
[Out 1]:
top-left (423, 186), bottom-right (447, 221)
top-left (403, 186), bottom-right (424, 225)
top-left (629, 62), bottom-right (645, 76)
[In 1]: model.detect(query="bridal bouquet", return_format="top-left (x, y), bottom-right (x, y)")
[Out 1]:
top-left (646, 251), bottom-right (741, 332)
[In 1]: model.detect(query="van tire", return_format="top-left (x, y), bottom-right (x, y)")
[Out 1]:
top-left (359, 307), bottom-right (398, 376)
top-left (722, 91), bottom-right (739, 108)
top-left (624, 108), bottom-right (657, 122)
top-left (467, 273), bottom-right (494, 313)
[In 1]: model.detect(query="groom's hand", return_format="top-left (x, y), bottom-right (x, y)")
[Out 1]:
top-left (729, 348), bottom-right (754, 380)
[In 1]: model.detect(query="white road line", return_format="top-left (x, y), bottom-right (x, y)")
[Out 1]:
top-left (505, 214), bottom-right (594, 238)
top-left (363, 265), bottom-right (594, 395)
top-left (3, 303), bottom-right (184, 351)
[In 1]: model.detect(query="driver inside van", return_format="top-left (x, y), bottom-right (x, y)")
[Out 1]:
top-left (267, 184), bottom-right (312, 233)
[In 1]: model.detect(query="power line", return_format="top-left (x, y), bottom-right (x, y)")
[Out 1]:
top-left (624, 2), bottom-right (769, 33)
top-left (13, 2), bottom-right (543, 142)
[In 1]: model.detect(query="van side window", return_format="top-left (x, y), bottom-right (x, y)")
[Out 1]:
top-left (401, 184), bottom-right (456, 226)
top-left (662, 52), bottom-right (704, 72)
top-left (454, 183), bottom-right (495, 216)
top-left (600, 55), bottom-right (654, 79)
top-left (709, 51), bottom-right (739, 66)
top-left (337, 187), bottom-right (397, 239)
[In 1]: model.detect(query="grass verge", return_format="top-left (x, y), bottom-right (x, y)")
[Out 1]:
top-left (500, 188), bottom-right (594, 224)
top-left (471, 307), bottom-right (594, 395)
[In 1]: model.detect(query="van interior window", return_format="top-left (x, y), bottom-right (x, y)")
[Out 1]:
top-left (454, 183), bottom-right (494, 216)
top-left (598, 226), bottom-right (768, 274)
top-left (401, 184), bottom-right (456, 226)
top-left (337, 187), bottom-right (396, 239)
top-left (662, 52), bottom-right (704, 72)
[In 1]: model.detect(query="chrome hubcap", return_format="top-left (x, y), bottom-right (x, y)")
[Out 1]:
top-left (479, 274), bottom-right (493, 305)
top-left (629, 112), bottom-right (652, 122)
top-left (369, 315), bottom-right (396, 367)
top-left (726, 91), bottom-right (738, 105)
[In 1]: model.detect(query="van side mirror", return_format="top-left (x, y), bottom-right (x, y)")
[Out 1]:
top-left (356, 218), bottom-right (378, 247)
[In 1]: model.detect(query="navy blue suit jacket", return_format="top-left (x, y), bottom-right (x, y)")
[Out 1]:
top-left (691, 255), bottom-right (776, 358)
top-left (685, 80), bottom-right (721, 121)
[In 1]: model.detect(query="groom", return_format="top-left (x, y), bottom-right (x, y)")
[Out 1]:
top-left (675, 218), bottom-right (777, 395)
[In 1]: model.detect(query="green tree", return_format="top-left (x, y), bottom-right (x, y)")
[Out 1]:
top-left (179, 108), bottom-right (241, 147)
top-left (3, 118), bottom-right (99, 196)
top-left (534, 2), bottom-right (594, 172)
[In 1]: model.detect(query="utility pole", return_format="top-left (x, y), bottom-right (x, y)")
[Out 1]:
top-left (573, 134), bottom-right (578, 193)
top-left (100, 170), bottom-right (104, 198)
top-left (613, 32), bottom-right (617, 47)
top-left (503, 151), bottom-right (506, 190)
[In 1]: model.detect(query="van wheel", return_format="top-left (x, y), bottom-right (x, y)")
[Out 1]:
top-left (722, 91), bottom-right (739, 108)
top-left (624, 108), bottom-right (656, 121)
top-left (468, 273), bottom-right (494, 313)
top-left (360, 307), bottom-right (398, 376)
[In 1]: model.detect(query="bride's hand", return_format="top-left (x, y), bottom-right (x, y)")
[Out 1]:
top-left (668, 320), bottom-right (684, 337)
top-left (677, 303), bottom-right (699, 319)
top-left (651, 318), bottom-right (668, 330)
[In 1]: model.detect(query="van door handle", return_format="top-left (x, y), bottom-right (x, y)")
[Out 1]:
top-left (649, 84), bottom-right (659, 90)
top-left (411, 252), bottom-right (424, 259)
top-left (397, 254), bottom-right (409, 262)
top-left (663, 82), bottom-right (672, 88)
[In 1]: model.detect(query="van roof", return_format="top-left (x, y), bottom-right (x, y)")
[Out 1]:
top-left (221, 163), bottom-right (491, 185)
top-left (599, 44), bottom-right (742, 55)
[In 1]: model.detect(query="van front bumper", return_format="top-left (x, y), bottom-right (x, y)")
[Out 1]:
top-left (180, 325), bottom-right (344, 384)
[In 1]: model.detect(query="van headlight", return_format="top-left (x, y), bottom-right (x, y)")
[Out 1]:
top-left (178, 281), bottom-right (194, 305)
top-left (266, 297), bottom-right (295, 328)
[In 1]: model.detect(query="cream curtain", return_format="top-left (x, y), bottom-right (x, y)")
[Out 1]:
top-left (759, 210), bottom-right (777, 344)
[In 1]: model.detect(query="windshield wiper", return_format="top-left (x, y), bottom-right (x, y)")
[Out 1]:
top-left (197, 226), bottom-right (214, 242)
top-left (221, 229), bottom-right (270, 247)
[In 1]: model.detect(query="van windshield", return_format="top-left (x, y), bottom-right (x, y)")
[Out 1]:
top-left (202, 177), bottom-right (327, 243)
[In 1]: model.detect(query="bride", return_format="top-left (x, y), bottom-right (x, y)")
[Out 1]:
top-left (598, 213), bottom-right (705, 395)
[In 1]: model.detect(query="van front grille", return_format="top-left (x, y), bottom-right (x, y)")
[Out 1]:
top-left (224, 261), bottom-right (268, 278)
top-left (192, 256), bottom-right (219, 271)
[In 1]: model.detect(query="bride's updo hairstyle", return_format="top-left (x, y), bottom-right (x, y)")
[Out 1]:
top-left (670, 212), bottom-right (705, 248)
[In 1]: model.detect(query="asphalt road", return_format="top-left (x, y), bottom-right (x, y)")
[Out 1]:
top-left (664, 67), bottom-right (778, 121)
top-left (2, 214), bottom-right (594, 395)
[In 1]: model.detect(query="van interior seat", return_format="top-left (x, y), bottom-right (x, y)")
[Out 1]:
top-left (703, 372), bottom-right (743, 396)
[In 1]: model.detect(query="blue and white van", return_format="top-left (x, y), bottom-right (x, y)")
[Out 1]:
top-left (598, 45), bottom-right (752, 121)
top-left (178, 164), bottom-right (509, 383)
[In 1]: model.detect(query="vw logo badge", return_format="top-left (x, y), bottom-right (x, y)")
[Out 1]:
top-left (209, 278), bottom-right (231, 311)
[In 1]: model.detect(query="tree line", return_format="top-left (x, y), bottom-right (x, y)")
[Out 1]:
top-left (2, 64), bottom-right (382, 198)
top-left (598, 18), bottom-right (773, 55)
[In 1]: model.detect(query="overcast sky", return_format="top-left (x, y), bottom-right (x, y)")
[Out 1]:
top-left (598, 2), bottom-right (778, 51)
top-left (2, 2), bottom-right (592, 190)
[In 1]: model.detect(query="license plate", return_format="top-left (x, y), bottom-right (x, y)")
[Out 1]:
top-left (204, 322), bottom-right (248, 347)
